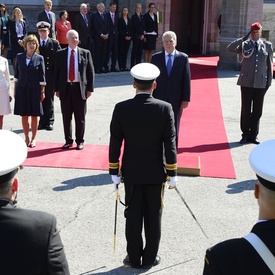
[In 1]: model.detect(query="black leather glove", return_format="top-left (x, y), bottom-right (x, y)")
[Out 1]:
top-left (242, 30), bottom-right (251, 41)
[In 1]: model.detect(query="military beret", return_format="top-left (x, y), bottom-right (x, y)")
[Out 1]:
top-left (131, 63), bottom-right (160, 84)
top-left (0, 130), bottom-right (27, 183)
top-left (249, 140), bottom-right (275, 191)
top-left (250, 22), bottom-right (262, 31)
top-left (36, 21), bottom-right (51, 30)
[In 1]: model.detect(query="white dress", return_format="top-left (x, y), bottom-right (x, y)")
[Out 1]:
top-left (0, 56), bottom-right (11, 115)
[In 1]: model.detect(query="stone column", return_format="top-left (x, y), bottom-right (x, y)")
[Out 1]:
top-left (218, 0), bottom-right (263, 70)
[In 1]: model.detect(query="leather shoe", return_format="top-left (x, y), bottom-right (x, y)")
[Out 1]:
top-left (249, 137), bottom-right (260, 144)
top-left (38, 125), bottom-right (46, 130)
top-left (62, 143), bottom-right (73, 149)
top-left (76, 143), bottom-right (84, 150)
top-left (111, 67), bottom-right (119, 72)
top-left (46, 125), bottom-right (53, 131)
top-left (240, 137), bottom-right (249, 144)
top-left (142, 255), bottom-right (161, 269)
top-left (123, 255), bottom-right (140, 268)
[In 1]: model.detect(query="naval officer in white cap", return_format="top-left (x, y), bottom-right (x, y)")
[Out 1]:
top-left (203, 139), bottom-right (275, 275)
top-left (109, 63), bottom-right (177, 269)
top-left (0, 130), bottom-right (70, 274)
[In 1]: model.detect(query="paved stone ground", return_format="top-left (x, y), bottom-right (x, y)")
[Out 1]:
top-left (3, 60), bottom-right (275, 275)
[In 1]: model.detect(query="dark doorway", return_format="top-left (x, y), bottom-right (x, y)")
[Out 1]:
top-left (170, 0), bottom-right (204, 54)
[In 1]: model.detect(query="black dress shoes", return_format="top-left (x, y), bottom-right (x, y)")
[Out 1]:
top-left (111, 67), bottom-right (119, 72)
top-left (142, 255), bottom-right (161, 269)
top-left (62, 143), bottom-right (73, 149)
top-left (76, 143), bottom-right (84, 150)
top-left (46, 125), bottom-right (53, 131)
top-left (38, 125), bottom-right (46, 130)
top-left (240, 137), bottom-right (249, 144)
top-left (249, 137), bottom-right (260, 144)
top-left (123, 255), bottom-right (140, 268)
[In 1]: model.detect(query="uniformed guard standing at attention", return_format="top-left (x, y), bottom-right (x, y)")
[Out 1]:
top-left (0, 130), bottom-right (70, 274)
top-left (37, 21), bottom-right (61, 131)
top-left (227, 22), bottom-right (273, 145)
top-left (109, 63), bottom-right (177, 269)
top-left (203, 139), bottom-right (275, 275)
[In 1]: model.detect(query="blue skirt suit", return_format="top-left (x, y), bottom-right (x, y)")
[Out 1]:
top-left (14, 52), bottom-right (45, 116)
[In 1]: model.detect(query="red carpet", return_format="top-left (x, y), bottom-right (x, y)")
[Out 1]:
top-left (23, 56), bottom-right (236, 179)
top-left (178, 56), bottom-right (236, 178)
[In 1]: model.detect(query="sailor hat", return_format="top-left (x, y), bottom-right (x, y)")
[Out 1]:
top-left (36, 21), bottom-right (51, 30)
top-left (130, 63), bottom-right (160, 84)
top-left (249, 139), bottom-right (275, 191)
top-left (0, 130), bottom-right (27, 183)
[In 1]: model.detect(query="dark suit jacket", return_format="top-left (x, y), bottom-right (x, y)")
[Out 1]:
top-left (9, 20), bottom-right (27, 58)
top-left (54, 47), bottom-right (94, 100)
top-left (131, 13), bottom-right (145, 39)
top-left (72, 13), bottom-right (93, 46)
top-left (38, 10), bottom-right (56, 39)
top-left (39, 38), bottom-right (61, 89)
top-left (151, 50), bottom-right (191, 109)
top-left (93, 12), bottom-right (109, 41)
top-left (0, 200), bottom-right (70, 274)
top-left (109, 93), bottom-right (177, 184)
top-left (15, 52), bottom-right (45, 89)
top-left (144, 12), bottom-right (158, 34)
top-left (203, 220), bottom-right (275, 275)
top-left (118, 17), bottom-right (132, 39)
top-left (106, 12), bottom-right (119, 37)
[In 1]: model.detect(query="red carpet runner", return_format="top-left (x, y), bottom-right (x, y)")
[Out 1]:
top-left (23, 56), bottom-right (236, 179)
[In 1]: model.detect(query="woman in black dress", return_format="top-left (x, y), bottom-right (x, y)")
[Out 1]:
top-left (14, 35), bottom-right (45, 148)
top-left (118, 7), bottom-right (132, 71)
top-left (143, 3), bottom-right (158, 63)
top-left (9, 7), bottom-right (27, 70)
top-left (0, 4), bottom-right (10, 59)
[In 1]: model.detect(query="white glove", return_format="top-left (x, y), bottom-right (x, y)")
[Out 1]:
top-left (111, 175), bottom-right (121, 191)
top-left (167, 176), bottom-right (177, 189)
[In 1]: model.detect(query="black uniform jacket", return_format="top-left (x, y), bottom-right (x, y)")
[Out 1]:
top-left (203, 220), bottom-right (275, 275)
top-left (0, 200), bottom-right (70, 274)
top-left (109, 93), bottom-right (177, 184)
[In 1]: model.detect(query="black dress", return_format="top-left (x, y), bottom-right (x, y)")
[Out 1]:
top-left (14, 52), bottom-right (45, 116)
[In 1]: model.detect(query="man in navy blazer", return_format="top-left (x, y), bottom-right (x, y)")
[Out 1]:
top-left (0, 130), bottom-right (70, 274)
top-left (37, 0), bottom-right (56, 39)
top-left (54, 29), bottom-right (94, 150)
top-left (151, 31), bottom-right (191, 148)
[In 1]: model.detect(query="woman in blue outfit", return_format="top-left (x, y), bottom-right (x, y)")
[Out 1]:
top-left (14, 34), bottom-right (45, 148)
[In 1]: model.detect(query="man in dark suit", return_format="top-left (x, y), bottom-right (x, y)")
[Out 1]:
top-left (104, 2), bottom-right (119, 72)
top-left (37, 21), bottom-right (61, 131)
top-left (72, 3), bottom-right (94, 57)
top-left (227, 22), bottom-right (273, 145)
top-left (93, 2), bottom-right (109, 74)
top-left (109, 63), bottom-right (177, 269)
top-left (0, 129), bottom-right (70, 274)
top-left (54, 29), bottom-right (94, 150)
top-left (151, 31), bottom-right (191, 148)
top-left (37, 0), bottom-right (56, 39)
top-left (203, 139), bottom-right (275, 275)
top-left (131, 3), bottom-right (146, 68)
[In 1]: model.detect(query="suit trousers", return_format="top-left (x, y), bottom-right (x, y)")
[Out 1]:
top-left (118, 37), bottom-right (131, 69)
top-left (131, 37), bottom-right (144, 68)
top-left (104, 33), bottom-right (118, 69)
top-left (60, 83), bottom-right (87, 144)
top-left (40, 80), bottom-right (54, 127)
top-left (172, 106), bottom-right (183, 148)
top-left (124, 183), bottom-right (163, 267)
top-left (240, 86), bottom-right (266, 138)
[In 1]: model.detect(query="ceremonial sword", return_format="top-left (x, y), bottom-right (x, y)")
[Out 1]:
top-left (173, 186), bottom-right (208, 239)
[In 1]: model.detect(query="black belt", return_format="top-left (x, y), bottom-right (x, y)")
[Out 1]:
top-left (67, 82), bottom-right (80, 86)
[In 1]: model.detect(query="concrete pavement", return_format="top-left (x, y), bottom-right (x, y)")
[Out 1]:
top-left (3, 60), bottom-right (275, 275)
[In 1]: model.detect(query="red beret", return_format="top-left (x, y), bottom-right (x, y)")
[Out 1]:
top-left (250, 22), bottom-right (262, 31)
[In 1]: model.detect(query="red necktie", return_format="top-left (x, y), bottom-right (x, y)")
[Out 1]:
top-left (69, 50), bottom-right (75, 82)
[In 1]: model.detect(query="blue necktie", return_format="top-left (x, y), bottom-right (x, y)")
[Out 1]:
top-left (167, 54), bottom-right (172, 76)
top-left (255, 41), bottom-right (258, 52)
top-left (48, 12), bottom-right (52, 24)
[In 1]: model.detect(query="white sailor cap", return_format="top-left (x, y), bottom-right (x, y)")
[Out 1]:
top-left (36, 21), bottom-right (51, 30)
top-left (0, 130), bottom-right (27, 183)
top-left (249, 139), bottom-right (275, 191)
top-left (130, 63), bottom-right (160, 83)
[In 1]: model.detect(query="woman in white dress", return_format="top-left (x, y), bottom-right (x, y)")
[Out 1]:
top-left (0, 44), bottom-right (12, 129)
